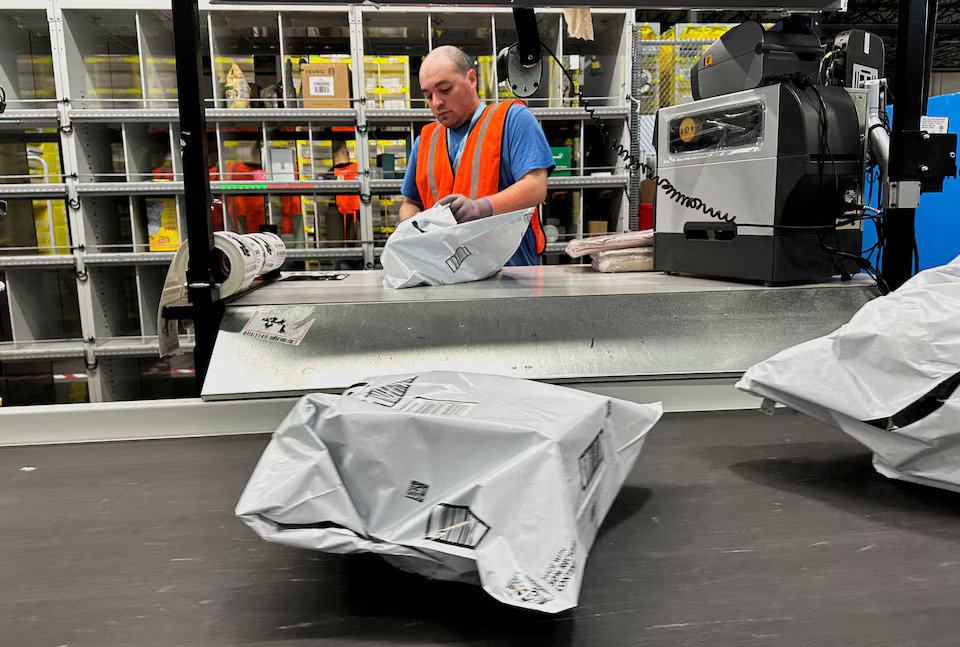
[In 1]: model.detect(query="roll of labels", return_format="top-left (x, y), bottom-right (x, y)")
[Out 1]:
top-left (158, 231), bottom-right (287, 358)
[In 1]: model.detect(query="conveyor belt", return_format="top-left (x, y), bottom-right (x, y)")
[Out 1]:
top-left (4, 410), bottom-right (960, 646)
top-left (204, 267), bottom-right (877, 399)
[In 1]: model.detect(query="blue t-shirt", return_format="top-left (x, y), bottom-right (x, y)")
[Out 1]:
top-left (401, 104), bottom-right (555, 266)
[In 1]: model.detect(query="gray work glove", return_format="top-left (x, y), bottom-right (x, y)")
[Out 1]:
top-left (438, 194), bottom-right (492, 223)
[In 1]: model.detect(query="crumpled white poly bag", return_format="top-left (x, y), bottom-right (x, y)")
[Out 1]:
top-left (236, 371), bottom-right (663, 613)
top-left (380, 206), bottom-right (533, 289)
top-left (737, 256), bottom-right (960, 492)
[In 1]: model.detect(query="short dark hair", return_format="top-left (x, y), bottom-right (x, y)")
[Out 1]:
top-left (434, 45), bottom-right (474, 77)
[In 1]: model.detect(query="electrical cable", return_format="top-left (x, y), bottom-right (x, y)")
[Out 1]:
top-left (540, 41), bottom-right (736, 224)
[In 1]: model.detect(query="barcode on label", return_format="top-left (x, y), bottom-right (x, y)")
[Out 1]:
top-left (361, 377), bottom-right (416, 407)
top-left (241, 331), bottom-right (301, 345)
top-left (399, 397), bottom-right (474, 417)
top-left (309, 76), bottom-right (335, 96)
top-left (445, 246), bottom-right (472, 272)
top-left (425, 503), bottom-right (489, 549)
top-left (578, 430), bottom-right (604, 489)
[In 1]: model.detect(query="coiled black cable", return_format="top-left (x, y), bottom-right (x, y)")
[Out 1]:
top-left (540, 41), bottom-right (737, 225)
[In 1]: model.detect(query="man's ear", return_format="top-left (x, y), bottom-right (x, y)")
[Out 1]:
top-left (467, 68), bottom-right (478, 91)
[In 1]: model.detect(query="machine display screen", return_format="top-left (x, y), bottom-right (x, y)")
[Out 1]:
top-left (669, 102), bottom-right (764, 155)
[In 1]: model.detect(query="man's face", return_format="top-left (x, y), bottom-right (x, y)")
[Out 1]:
top-left (420, 59), bottom-right (479, 129)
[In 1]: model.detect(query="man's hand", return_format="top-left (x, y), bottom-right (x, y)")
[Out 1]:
top-left (438, 194), bottom-right (493, 223)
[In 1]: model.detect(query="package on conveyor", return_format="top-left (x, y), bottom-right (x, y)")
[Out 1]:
top-left (591, 247), bottom-right (654, 273)
top-left (565, 229), bottom-right (653, 259)
top-left (236, 371), bottom-right (663, 613)
top-left (737, 255), bottom-right (960, 493)
top-left (380, 205), bottom-right (532, 289)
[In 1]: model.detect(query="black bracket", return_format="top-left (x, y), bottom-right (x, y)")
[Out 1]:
top-left (896, 130), bottom-right (958, 191)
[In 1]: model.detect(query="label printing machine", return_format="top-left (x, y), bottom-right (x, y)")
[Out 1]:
top-left (5, 0), bottom-right (960, 644)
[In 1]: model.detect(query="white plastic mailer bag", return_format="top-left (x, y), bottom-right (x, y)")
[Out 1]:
top-left (236, 371), bottom-right (663, 612)
top-left (380, 205), bottom-right (533, 289)
top-left (737, 257), bottom-right (960, 493)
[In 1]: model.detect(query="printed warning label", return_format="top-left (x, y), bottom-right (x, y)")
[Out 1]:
top-left (542, 541), bottom-right (578, 593)
top-left (353, 377), bottom-right (416, 407)
top-left (578, 430), bottom-right (604, 490)
top-left (445, 246), bottom-right (472, 272)
top-left (425, 503), bottom-right (489, 549)
top-left (503, 572), bottom-right (555, 606)
top-left (241, 312), bottom-right (313, 346)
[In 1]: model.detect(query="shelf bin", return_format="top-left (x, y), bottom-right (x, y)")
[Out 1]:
top-left (280, 11), bottom-right (351, 109)
top-left (4, 268), bottom-right (82, 341)
top-left (61, 10), bottom-right (141, 109)
top-left (209, 11), bottom-right (283, 109)
top-left (0, 197), bottom-right (70, 257)
top-left (89, 266), bottom-right (141, 338)
top-left (0, 10), bottom-right (56, 110)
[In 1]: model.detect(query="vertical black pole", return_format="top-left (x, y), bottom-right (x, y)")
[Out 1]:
top-left (171, 0), bottom-right (221, 391)
top-left (922, 0), bottom-right (938, 110)
top-left (884, 0), bottom-right (934, 290)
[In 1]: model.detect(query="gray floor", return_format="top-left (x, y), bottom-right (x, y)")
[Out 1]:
top-left (4, 410), bottom-right (960, 646)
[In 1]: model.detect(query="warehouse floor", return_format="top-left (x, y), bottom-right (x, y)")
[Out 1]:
top-left (4, 410), bottom-right (960, 646)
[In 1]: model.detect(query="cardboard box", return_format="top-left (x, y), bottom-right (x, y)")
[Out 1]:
top-left (301, 63), bottom-right (351, 109)
top-left (587, 220), bottom-right (607, 236)
top-left (640, 178), bottom-right (656, 204)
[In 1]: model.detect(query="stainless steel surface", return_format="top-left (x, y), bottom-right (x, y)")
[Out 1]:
top-left (369, 178), bottom-right (404, 192)
top-left (0, 377), bottom-right (757, 445)
top-left (0, 255), bottom-right (76, 269)
top-left (0, 183), bottom-right (67, 198)
top-left (204, 267), bottom-right (877, 400)
top-left (0, 109), bottom-right (60, 124)
top-left (84, 252), bottom-right (175, 266)
top-left (548, 175), bottom-right (629, 188)
top-left (285, 248), bottom-right (366, 260)
top-left (75, 181), bottom-right (185, 195)
top-left (532, 106), bottom-right (630, 120)
top-left (0, 340), bottom-right (86, 361)
top-left (205, 108), bottom-right (357, 122)
top-left (231, 266), bottom-right (874, 306)
top-left (95, 336), bottom-right (195, 358)
top-left (365, 108), bottom-right (434, 122)
top-left (65, 108), bottom-right (358, 123)
top-left (67, 109), bottom-right (181, 123)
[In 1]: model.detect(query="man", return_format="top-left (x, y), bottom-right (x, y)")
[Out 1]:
top-left (400, 46), bottom-right (555, 266)
top-left (327, 138), bottom-right (360, 245)
top-left (207, 139), bottom-right (299, 235)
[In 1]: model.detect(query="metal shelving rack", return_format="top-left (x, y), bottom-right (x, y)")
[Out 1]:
top-left (0, 0), bottom-right (635, 403)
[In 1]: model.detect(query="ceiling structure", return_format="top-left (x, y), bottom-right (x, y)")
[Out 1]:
top-left (637, 0), bottom-right (960, 72)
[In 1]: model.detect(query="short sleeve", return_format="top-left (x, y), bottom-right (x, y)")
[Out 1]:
top-left (401, 136), bottom-right (422, 204)
top-left (502, 104), bottom-right (556, 182)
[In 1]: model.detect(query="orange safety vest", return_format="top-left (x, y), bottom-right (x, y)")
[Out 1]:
top-left (209, 162), bottom-right (265, 232)
top-left (207, 162), bottom-right (298, 235)
top-left (334, 163), bottom-right (361, 216)
top-left (415, 100), bottom-right (545, 254)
